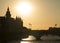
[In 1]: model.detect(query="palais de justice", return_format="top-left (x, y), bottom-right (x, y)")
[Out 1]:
top-left (0, 7), bottom-right (30, 43)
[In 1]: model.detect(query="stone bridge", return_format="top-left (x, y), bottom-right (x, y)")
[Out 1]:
top-left (26, 27), bottom-right (60, 40)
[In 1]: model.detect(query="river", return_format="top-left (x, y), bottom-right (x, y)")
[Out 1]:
top-left (21, 35), bottom-right (60, 43)
top-left (8, 35), bottom-right (60, 43)
top-left (21, 40), bottom-right (60, 43)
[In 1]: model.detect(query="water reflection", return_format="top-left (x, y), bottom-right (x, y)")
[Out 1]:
top-left (22, 35), bottom-right (36, 40)
top-left (41, 35), bottom-right (60, 40)
top-left (21, 41), bottom-right (31, 43)
top-left (21, 35), bottom-right (36, 43)
top-left (21, 40), bottom-right (60, 43)
top-left (21, 35), bottom-right (60, 43)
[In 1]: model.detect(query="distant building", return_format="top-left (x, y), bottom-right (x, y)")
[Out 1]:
top-left (0, 7), bottom-right (28, 41)
top-left (48, 27), bottom-right (60, 36)
top-left (49, 27), bottom-right (60, 31)
top-left (0, 7), bottom-right (23, 32)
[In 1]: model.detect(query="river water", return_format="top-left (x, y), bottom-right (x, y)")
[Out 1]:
top-left (8, 35), bottom-right (60, 43)
top-left (21, 41), bottom-right (60, 43)
top-left (8, 40), bottom-right (60, 43)
top-left (21, 35), bottom-right (60, 43)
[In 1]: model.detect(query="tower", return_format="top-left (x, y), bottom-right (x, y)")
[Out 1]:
top-left (5, 7), bottom-right (11, 18)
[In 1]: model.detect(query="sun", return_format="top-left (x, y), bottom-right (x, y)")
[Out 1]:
top-left (16, 2), bottom-right (32, 16)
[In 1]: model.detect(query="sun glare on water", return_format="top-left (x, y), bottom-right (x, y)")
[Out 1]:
top-left (16, 2), bottom-right (32, 16)
top-left (22, 35), bottom-right (36, 40)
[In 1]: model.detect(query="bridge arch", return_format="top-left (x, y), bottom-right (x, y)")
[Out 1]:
top-left (22, 35), bottom-right (36, 40)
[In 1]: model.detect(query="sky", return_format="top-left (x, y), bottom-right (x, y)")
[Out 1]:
top-left (0, 0), bottom-right (60, 30)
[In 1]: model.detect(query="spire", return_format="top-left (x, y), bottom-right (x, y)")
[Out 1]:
top-left (7, 7), bottom-right (9, 11)
top-left (5, 7), bottom-right (11, 18)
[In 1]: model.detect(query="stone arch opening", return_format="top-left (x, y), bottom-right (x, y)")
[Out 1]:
top-left (22, 35), bottom-right (36, 40)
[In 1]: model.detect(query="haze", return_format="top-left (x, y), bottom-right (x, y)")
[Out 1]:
top-left (0, 0), bottom-right (60, 30)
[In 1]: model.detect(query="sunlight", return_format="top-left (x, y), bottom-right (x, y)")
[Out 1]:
top-left (22, 35), bottom-right (36, 40)
top-left (16, 2), bottom-right (32, 16)
top-left (21, 41), bottom-right (31, 43)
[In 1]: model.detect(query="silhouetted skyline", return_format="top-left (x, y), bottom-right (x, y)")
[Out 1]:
top-left (0, 7), bottom-right (60, 43)
top-left (0, 0), bottom-right (60, 30)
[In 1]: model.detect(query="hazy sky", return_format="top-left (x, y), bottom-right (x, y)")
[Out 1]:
top-left (0, 0), bottom-right (60, 30)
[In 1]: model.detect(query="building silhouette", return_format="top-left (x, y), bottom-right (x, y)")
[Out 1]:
top-left (0, 7), bottom-right (30, 43)
top-left (0, 7), bottom-right (23, 32)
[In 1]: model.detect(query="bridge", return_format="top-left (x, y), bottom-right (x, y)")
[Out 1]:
top-left (26, 27), bottom-right (60, 40)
